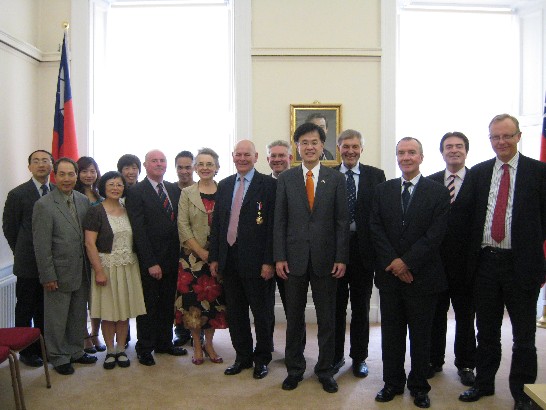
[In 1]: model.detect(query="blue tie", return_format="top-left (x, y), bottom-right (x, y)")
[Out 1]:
top-left (41, 184), bottom-right (49, 196)
top-left (346, 169), bottom-right (357, 224)
top-left (402, 181), bottom-right (412, 215)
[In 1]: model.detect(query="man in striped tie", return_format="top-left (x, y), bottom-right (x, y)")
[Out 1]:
top-left (427, 132), bottom-right (476, 387)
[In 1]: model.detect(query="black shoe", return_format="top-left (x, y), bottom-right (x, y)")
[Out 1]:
top-left (352, 360), bottom-right (368, 378)
top-left (54, 363), bottom-right (75, 375)
top-left (83, 346), bottom-right (97, 354)
top-left (224, 361), bottom-right (253, 375)
top-left (173, 326), bottom-right (191, 346)
top-left (19, 354), bottom-right (43, 368)
top-left (426, 363), bottom-right (442, 379)
top-left (459, 387), bottom-right (495, 402)
top-left (155, 346), bottom-right (188, 356)
top-left (282, 375), bottom-right (303, 390)
top-left (514, 397), bottom-right (532, 410)
top-left (457, 368), bottom-right (475, 386)
top-left (116, 352), bottom-right (131, 368)
top-left (318, 376), bottom-right (338, 393)
top-left (103, 353), bottom-right (117, 370)
top-left (137, 352), bottom-right (155, 366)
top-left (72, 353), bottom-right (98, 364)
top-left (253, 364), bottom-right (268, 379)
top-left (375, 385), bottom-right (405, 402)
top-left (332, 358), bottom-right (345, 374)
top-left (412, 392), bottom-right (431, 408)
top-left (173, 334), bottom-right (191, 347)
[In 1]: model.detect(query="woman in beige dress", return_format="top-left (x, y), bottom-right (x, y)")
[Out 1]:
top-left (84, 171), bottom-right (146, 369)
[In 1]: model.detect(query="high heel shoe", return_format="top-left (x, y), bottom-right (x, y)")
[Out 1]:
top-left (84, 336), bottom-right (97, 354)
top-left (204, 344), bottom-right (223, 364)
top-left (192, 357), bottom-right (204, 365)
top-left (91, 334), bottom-right (106, 352)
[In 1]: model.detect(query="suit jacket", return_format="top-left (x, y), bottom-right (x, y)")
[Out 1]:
top-left (125, 177), bottom-right (181, 271)
top-left (468, 154), bottom-right (546, 287)
top-left (334, 163), bottom-right (386, 267)
top-left (209, 171), bottom-right (276, 278)
top-left (273, 165), bottom-right (350, 277)
top-left (3, 179), bottom-right (55, 278)
top-left (32, 189), bottom-right (90, 292)
top-left (370, 176), bottom-right (450, 295)
top-left (428, 168), bottom-right (473, 282)
top-left (178, 182), bottom-right (212, 251)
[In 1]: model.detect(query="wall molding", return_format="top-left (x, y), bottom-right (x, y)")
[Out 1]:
top-left (252, 47), bottom-right (382, 57)
top-left (0, 29), bottom-right (60, 62)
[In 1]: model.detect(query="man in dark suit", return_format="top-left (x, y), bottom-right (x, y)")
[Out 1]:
top-left (126, 149), bottom-right (187, 366)
top-left (274, 122), bottom-right (349, 393)
top-left (332, 129), bottom-right (385, 378)
top-left (459, 114), bottom-right (546, 410)
top-left (371, 137), bottom-right (450, 408)
top-left (427, 132), bottom-right (476, 386)
top-left (32, 157), bottom-right (97, 375)
top-left (209, 140), bottom-right (276, 380)
top-left (2, 150), bottom-right (55, 368)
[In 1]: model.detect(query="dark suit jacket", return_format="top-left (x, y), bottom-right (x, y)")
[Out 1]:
top-left (209, 170), bottom-right (276, 278)
top-left (32, 189), bottom-right (90, 292)
top-left (273, 165), bottom-right (350, 276)
top-left (125, 177), bottom-right (181, 271)
top-left (3, 179), bottom-right (55, 278)
top-left (428, 168), bottom-right (473, 282)
top-left (334, 163), bottom-right (386, 267)
top-left (370, 176), bottom-right (450, 295)
top-left (468, 154), bottom-right (546, 287)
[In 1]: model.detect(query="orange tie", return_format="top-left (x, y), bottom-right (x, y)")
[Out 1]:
top-left (306, 171), bottom-right (314, 210)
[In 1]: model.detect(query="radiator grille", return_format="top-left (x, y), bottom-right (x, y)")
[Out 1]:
top-left (0, 274), bottom-right (17, 328)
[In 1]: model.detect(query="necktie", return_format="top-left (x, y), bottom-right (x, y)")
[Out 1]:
top-left (446, 175), bottom-right (456, 203)
top-left (346, 170), bottom-right (356, 223)
top-left (67, 198), bottom-right (78, 223)
top-left (491, 164), bottom-right (510, 243)
top-left (41, 184), bottom-right (49, 196)
top-left (306, 171), bottom-right (314, 210)
top-left (157, 182), bottom-right (174, 222)
top-left (402, 181), bottom-right (412, 215)
top-left (227, 176), bottom-right (244, 246)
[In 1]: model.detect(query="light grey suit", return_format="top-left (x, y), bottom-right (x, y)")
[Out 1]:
top-left (32, 188), bottom-right (91, 367)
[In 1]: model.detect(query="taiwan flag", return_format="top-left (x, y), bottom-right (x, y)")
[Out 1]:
top-left (52, 32), bottom-right (79, 163)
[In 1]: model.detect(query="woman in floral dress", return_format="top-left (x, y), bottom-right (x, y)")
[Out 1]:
top-left (176, 148), bottom-right (227, 365)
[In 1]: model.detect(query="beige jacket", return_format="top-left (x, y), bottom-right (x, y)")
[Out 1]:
top-left (178, 183), bottom-right (211, 253)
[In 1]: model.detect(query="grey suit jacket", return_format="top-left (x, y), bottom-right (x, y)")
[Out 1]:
top-left (274, 165), bottom-right (350, 277)
top-left (32, 189), bottom-right (91, 292)
top-left (178, 182), bottom-right (211, 252)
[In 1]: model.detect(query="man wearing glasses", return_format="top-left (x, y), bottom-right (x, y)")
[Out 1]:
top-left (459, 114), bottom-right (546, 410)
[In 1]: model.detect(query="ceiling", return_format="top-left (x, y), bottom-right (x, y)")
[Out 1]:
top-left (401, 0), bottom-right (542, 10)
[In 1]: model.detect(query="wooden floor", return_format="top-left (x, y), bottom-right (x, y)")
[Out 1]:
top-left (1, 312), bottom-right (546, 409)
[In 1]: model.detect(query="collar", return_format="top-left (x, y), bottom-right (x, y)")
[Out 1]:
top-left (302, 162), bottom-right (321, 177)
top-left (237, 167), bottom-right (256, 182)
top-left (444, 167), bottom-right (466, 182)
top-left (401, 173), bottom-right (421, 187)
top-left (339, 163), bottom-right (360, 175)
top-left (495, 152), bottom-right (519, 171)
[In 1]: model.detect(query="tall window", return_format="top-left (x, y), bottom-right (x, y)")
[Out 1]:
top-left (398, 8), bottom-right (516, 175)
top-left (92, 1), bottom-right (234, 182)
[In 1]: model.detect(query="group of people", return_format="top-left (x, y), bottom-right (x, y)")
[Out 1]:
top-left (2, 112), bottom-right (545, 410)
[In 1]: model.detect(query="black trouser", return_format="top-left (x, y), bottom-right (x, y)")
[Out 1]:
top-left (15, 277), bottom-right (44, 357)
top-left (379, 289), bottom-right (437, 393)
top-left (474, 248), bottom-right (540, 400)
top-left (223, 244), bottom-right (274, 366)
top-left (334, 233), bottom-right (374, 364)
top-left (136, 259), bottom-right (178, 355)
top-left (429, 269), bottom-right (476, 369)
top-left (285, 259), bottom-right (337, 378)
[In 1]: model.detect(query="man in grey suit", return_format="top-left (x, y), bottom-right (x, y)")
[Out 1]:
top-left (3, 150), bottom-right (54, 368)
top-left (275, 122), bottom-right (349, 393)
top-left (32, 157), bottom-right (97, 375)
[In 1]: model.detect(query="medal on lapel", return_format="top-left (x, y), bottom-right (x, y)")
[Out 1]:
top-left (256, 202), bottom-right (263, 225)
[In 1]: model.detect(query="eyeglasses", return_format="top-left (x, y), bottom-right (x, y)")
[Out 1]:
top-left (489, 132), bottom-right (520, 142)
top-left (298, 140), bottom-right (322, 147)
top-left (31, 159), bottom-right (52, 165)
top-left (196, 162), bottom-right (215, 169)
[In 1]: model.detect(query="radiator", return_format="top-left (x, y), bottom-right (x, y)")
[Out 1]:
top-left (0, 274), bottom-right (17, 328)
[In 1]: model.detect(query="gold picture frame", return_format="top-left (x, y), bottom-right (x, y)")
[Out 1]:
top-left (290, 103), bottom-right (342, 167)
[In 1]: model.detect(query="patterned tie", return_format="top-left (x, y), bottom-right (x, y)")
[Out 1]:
top-left (227, 176), bottom-right (245, 246)
top-left (346, 169), bottom-right (357, 223)
top-left (402, 181), bottom-right (412, 215)
top-left (157, 182), bottom-right (174, 222)
top-left (446, 174), bottom-right (456, 203)
top-left (67, 198), bottom-right (78, 223)
top-left (41, 184), bottom-right (49, 196)
top-left (491, 164), bottom-right (510, 243)
top-left (306, 171), bottom-right (314, 210)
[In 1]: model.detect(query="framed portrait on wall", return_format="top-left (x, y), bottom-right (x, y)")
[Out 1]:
top-left (290, 103), bottom-right (341, 166)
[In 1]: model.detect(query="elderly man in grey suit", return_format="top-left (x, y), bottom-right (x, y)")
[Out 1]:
top-left (275, 122), bottom-right (350, 393)
top-left (32, 157), bottom-right (97, 375)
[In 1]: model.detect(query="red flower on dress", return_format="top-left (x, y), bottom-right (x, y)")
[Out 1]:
top-left (192, 275), bottom-right (222, 302)
top-left (209, 311), bottom-right (228, 329)
top-left (175, 309), bottom-right (184, 326)
top-left (177, 270), bottom-right (194, 294)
